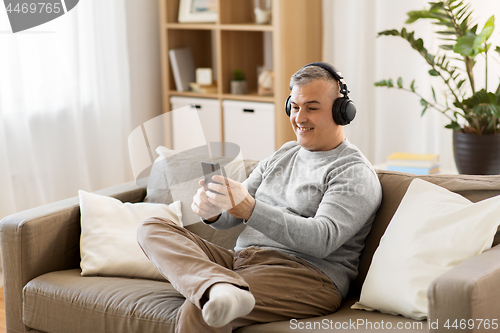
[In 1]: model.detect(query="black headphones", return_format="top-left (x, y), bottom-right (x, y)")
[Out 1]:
top-left (285, 62), bottom-right (356, 126)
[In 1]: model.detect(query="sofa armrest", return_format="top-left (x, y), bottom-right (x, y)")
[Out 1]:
top-left (0, 181), bottom-right (146, 333)
top-left (428, 244), bottom-right (500, 332)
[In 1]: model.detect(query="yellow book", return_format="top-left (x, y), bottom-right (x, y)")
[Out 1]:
top-left (387, 152), bottom-right (439, 168)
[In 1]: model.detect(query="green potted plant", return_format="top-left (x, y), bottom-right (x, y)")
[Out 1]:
top-left (375, 0), bottom-right (500, 175)
top-left (230, 69), bottom-right (248, 95)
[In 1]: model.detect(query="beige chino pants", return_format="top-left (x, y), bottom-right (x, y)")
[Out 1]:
top-left (137, 217), bottom-right (342, 333)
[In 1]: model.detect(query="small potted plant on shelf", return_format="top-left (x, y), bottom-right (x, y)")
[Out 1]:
top-left (230, 69), bottom-right (248, 95)
top-left (375, 0), bottom-right (500, 175)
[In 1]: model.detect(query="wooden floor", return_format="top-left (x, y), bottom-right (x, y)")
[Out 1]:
top-left (0, 287), bottom-right (6, 333)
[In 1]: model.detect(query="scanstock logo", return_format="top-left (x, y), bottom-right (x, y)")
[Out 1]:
top-left (3, 0), bottom-right (79, 33)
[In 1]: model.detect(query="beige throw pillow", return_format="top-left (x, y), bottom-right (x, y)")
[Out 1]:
top-left (352, 178), bottom-right (500, 320)
top-left (79, 190), bottom-right (182, 281)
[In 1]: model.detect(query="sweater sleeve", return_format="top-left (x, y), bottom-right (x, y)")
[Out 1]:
top-left (244, 163), bottom-right (382, 258)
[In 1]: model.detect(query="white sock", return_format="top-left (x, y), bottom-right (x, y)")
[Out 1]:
top-left (202, 283), bottom-right (255, 327)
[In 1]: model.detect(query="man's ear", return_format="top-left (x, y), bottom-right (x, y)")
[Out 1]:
top-left (335, 81), bottom-right (343, 99)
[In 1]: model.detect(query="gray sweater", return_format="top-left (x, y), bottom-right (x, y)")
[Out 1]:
top-left (208, 140), bottom-right (382, 298)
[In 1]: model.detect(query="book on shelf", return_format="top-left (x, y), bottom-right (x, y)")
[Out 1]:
top-left (387, 152), bottom-right (439, 168)
top-left (169, 48), bottom-right (195, 92)
top-left (189, 82), bottom-right (218, 94)
top-left (386, 164), bottom-right (440, 175)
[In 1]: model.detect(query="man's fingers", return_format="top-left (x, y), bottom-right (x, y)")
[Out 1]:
top-left (207, 198), bottom-right (231, 211)
top-left (207, 182), bottom-right (229, 196)
top-left (212, 175), bottom-right (237, 187)
top-left (206, 191), bottom-right (232, 211)
top-left (210, 176), bottom-right (239, 209)
top-left (194, 188), bottom-right (206, 203)
top-left (191, 202), bottom-right (216, 218)
top-left (192, 196), bottom-right (221, 218)
top-left (193, 190), bottom-right (216, 210)
top-left (197, 187), bottom-right (216, 203)
top-left (196, 186), bottom-right (205, 195)
top-left (191, 201), bottom-right (203, 215)
top-left (192, 196), bottom-right (208, 211)
top-left (191, 201), bottom-right (205, 215)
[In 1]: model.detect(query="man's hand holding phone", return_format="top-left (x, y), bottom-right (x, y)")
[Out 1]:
top-left (191, 161), bottom-right (256, 222)
top-left (204, 175), bottom-right (256, 221)
top-left (191, 178), bottom-right (223, 222)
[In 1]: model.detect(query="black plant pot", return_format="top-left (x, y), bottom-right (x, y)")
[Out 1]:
top-left (453, 131), bottom-right (500, 175)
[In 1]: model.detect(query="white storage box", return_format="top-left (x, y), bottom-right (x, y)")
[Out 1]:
top-left (170, 96), bottom-right (222, 155)
top-left (223, 100), bottom-right (275, 161)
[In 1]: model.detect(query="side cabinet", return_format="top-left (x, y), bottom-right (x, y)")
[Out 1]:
top-left (223, 100), bottom-right (275, 161)
top-left (170, 96), bottom-right (222, 155)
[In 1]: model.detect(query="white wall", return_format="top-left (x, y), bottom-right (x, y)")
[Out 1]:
top-left (323, 0), bottom-right (500, 171)
top-left (125, 0), bottom-right (163, 130)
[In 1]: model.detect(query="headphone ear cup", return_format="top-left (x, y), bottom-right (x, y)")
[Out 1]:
top-left (342, 99), bottom-right (356, 125)
top-left (332, 97), bottom-right (347, 125)
top-left (333, 98), bottom-right (356, 126)
top-left (285, 95), bottom-right (291, 117)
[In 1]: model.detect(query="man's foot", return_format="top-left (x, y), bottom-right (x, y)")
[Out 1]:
top-left (202, 282), bottom-right (255, 327)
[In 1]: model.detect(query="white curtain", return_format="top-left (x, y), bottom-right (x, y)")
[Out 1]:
top-left (0, 0), bottom-right (134, 221)
top-left (323, 0), bottom-right (500, 171)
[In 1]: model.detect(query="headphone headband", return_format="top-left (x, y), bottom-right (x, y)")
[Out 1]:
top-left (303, 62), bottom-right (350, 99)
top-left (303, 62), bottom-right (343, 82)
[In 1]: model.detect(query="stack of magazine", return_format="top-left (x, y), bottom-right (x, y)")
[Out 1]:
top-left (386, 152), bottom-right (440, 175)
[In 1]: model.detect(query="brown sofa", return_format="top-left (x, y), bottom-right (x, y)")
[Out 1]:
top-left (2, 169), bottom-right (500, 333)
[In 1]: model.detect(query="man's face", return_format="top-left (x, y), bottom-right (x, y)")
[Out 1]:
top-left (290, 79), bottom-right (343, 151)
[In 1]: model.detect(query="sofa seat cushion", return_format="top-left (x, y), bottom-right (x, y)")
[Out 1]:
top-left (24, 270), bottom-right (428, 333)
top-left (236, 298), bottom-right (427, 333)
top-left (23, 269), bottom-right (184, 333)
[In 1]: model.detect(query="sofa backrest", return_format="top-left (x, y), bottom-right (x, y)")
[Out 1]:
top-left (350, 170), bottom-right (500, 298)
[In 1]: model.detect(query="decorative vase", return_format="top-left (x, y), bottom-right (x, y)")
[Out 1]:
top-left (230, 80), bottom-right (248, 95)
top-left (453, 131), bottom-right (500, 175)
top-left (253, 0), bottom-right (272, 24)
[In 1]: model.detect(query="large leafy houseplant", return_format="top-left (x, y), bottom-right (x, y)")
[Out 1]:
top-left (375, 0), bottom-right (500, 135)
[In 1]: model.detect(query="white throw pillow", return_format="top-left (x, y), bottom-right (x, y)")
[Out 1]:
top-left (351, 178), bottom-right (500, 320)
top-left (79, 190), bottom-right (182, 281)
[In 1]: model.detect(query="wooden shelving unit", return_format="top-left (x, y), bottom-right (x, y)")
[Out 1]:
top-left (159, 0), bottom-right (323, 150)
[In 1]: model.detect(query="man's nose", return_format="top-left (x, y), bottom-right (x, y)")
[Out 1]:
top-left (295, 108), bottom-right (307, 123)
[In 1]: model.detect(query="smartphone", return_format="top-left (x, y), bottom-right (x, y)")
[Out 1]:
top-left (201, 161), bottom-right (223, 194)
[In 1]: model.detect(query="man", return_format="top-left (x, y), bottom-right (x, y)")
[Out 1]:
top-left (138, 62), bottom-right (382, 333)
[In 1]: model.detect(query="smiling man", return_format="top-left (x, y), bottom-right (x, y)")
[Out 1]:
top-left (290, 75), bottom-right (344, 151)
top-left (138, 62), bottom-right (382, 333)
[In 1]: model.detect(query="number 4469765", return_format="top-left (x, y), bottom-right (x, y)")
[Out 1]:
top-left (6, 3), bottom-right (62, 14)
top-left (444, 319), bottom-right (499, 330)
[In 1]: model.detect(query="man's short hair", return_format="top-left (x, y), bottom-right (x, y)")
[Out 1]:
top-left (289, 65), bottom-right (338, 90)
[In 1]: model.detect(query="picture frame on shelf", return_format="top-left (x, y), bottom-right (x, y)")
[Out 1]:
top-left (178, 0), bottom-right (217, 23)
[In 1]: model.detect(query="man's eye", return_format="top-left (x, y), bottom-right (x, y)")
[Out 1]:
top-left (309, 108), bottom-right (318, 111)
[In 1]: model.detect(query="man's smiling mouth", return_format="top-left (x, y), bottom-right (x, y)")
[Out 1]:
top-left (297, 126), bottom-right (313, 132)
